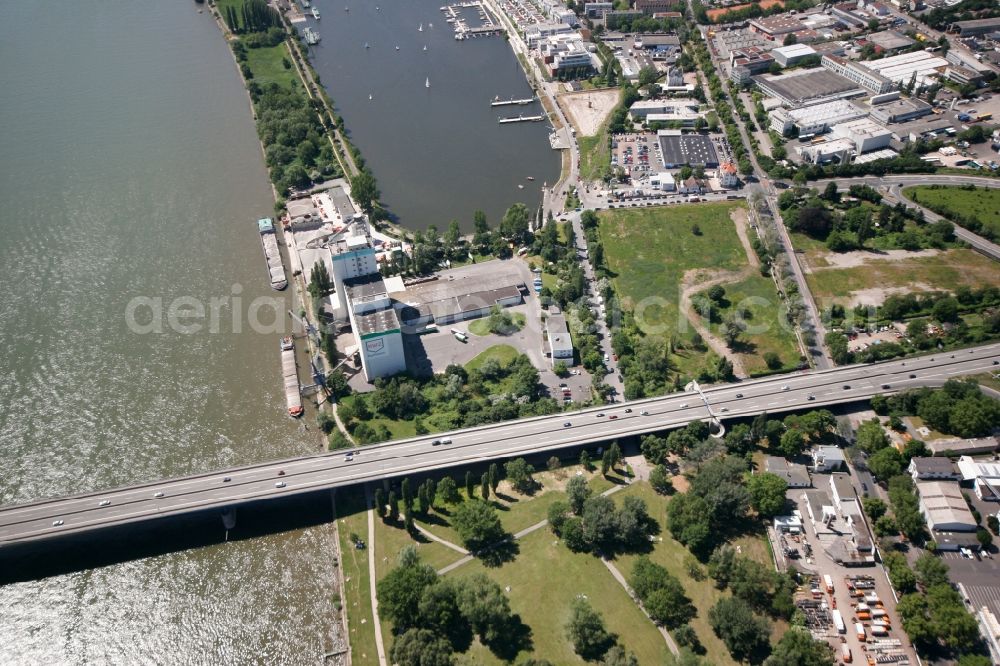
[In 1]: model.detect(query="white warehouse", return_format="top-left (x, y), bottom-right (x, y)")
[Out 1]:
top-left (830, 118), bottom-right (893, 153)
top-left (769, 99), bottom-right (867, 136)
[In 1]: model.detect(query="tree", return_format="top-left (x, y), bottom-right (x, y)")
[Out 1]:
top-left (630, 557), bottom-right (695, 628)
top-left (822, 181), bottom-right (839, 202)
top-left (389, 628), bottom-right (454, 666)
top-left (667, 493), bottom-right (713, 555)
top-left (500, 202), bottom-right (531, 245)
top-left (863, 497), bottom-right (888, 521)
top-left (567, 475), bottom-right (591, 515)
top-left (455, 573), bottom-right (515, 644)
top-left (708, 597), bottom-right (771, 662)
top-left (650, 465), bottom-right (673, 494)
top-left (417, 579), bottom-right (464, 639)
top-left (601, 646), bottom-right (638, 666)
top-left (452, 499), bottom-right (505, 552)
top-left (350, 169), bottom-right (379, 215)
top-left (707, 285), bottom-right (726, 304)
top-left (504, 458), bottom-right (535, 494)
top-left (856, 419), bottom-right (889, 453)
top-left (764, 351), bottom-right (782, 370)
top-left (377, 547), bottom-right (438, 629)
top-left (746, 472), bottom-right (788, 517)
top-left (465, 470), bottom-right (475, 499)
top-left (868, 447), bottom-right (904, 480)
top-left (914, 551), bottom-right (950, 588)
top-left (763, 627), bottom-right (835, 666)
top-left (480, 472), bottom-right (490, 501)
top-left (388, 490), bottom-right (400, 522)
top-left (581, 495), bottom-right (620, 551)
top-left (566, 597), bottom-right (616, 661)
top-left (374, 487), bottom-right (386, 518)
top-left (580, 449), bottom-right (592, 471)
top-left (933, 296), bottom-right (960, 323)
top-left (783, 33), bottom-right (797, 45)
top-left (554, 360), bottom-right (569, 377)
top-left (489, 462), bottom-right (501, 493)
top-left (548, 499), bottom-right (570, 534)
top-left (777, 429), bottom-right (805, 458)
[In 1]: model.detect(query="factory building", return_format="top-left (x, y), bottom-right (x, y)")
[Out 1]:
top-left (862, 50), bottom-right (949, 88)
top-left (830, 118), bottom-right (893, 153)
top-left (869, 95), bottom-right (933, 124)
top-left (769, 98), bottom-right (867, 136)
top-left (629, 98), bottom-right (703, 127)
top-left (951, 17), bottom-right (1000, 37)
top-left (771, 43), bottom-right (817, 67)
top-left (355, 307), bottom-right (407, 382)
top-left (917, 481), bottom-right (979, 533)
top-left (821, 54), bottom-right (895, 94)
top-left (753, 66), bottom-right (866, 106)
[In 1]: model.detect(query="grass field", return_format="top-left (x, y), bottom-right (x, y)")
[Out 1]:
top-left (578, 120), bottom-right (612, 182)
top-left (804, 248), bottom-right (1000, 305)
top-left (700, 274), bottom-right (802, 375)
top-left (599, 202), bottom-right (748, 341)
top-left (335, 492), bottom-right (380, 666)
top-left (244, 43), bottom-right (298, 90)
top-left (904, 185), bottom-right (1000, 238)
top-left (452, 527), bottom-right (670, 664)
top-left (465, 344), bottom-right (521, 370)
top-left (468, 312), bottom-right (526, 336)
top-left (611, 483), bottom-right (782, 665)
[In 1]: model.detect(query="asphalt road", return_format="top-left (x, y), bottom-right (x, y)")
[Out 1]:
top-left (1, 344), bottom-right (998, 546)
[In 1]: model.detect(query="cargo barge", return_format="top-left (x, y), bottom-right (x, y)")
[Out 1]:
top-left (280, 336), bottom-right (304, 417)
top-left (257, 217), bottom-right (288, 291)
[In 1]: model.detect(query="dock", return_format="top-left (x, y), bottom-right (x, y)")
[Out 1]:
top-left (498, 114), bottom-right (545, 124)
top-left (491, 96), bottom-right (537, 107)
top-left (441, 1), bottom-right (503, 40)
top-left (281, 337), bottom-right (304, 417)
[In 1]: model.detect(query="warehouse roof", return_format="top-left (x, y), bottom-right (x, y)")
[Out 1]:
top-left (656, 132), bottom-right (720, 166)
top-left (753, 67), bottom-right (864, 106)
top-left (917, 481), bottom-right (978, 531)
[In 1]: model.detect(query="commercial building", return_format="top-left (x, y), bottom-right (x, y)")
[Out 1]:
top-left (629, 98), bottom-right (703, 126)
top-left (946, 65), bottom-right (984, 86)
top-left (355, 308), bottom-right (407, 381)
top-left (753, 66), bottom-right (866, 106)
top-left (831, 117), bottom-right (893, 153)
top-left (909, 457), bottom-right (961, 481)
top-left (771, 43), bottom-right (818, 67)
top-left (863, 50), bottom-right (949, 88)
top-left (795, 137), bottom-right (856, 163)
top-left (956, 456), bottom-right (1000, 502)
top-left (632, 33), bottom-right (681, 61)
top-left (524, 22), bottom-right (574, 47)
top-left (769, 98), bottom-right (867, 136)
top-left (812, 445), bottom-right (847, 472)
top-left (917, 480), bottom-right (979, 532)
top-left (657, 130), bottom-right (720, 167)
top-left (951, 17), bottom-right (1000, 37)
top-left (635, 0), bottom-right (674, 15)
top-left (864, 29), bottom-right (915, 52)
top-left (730, 47), bottom-right (776, 85)
top-left (546, 40), bottom-right (596, 76)
top-left (718, 160), bottom-right (740, 188)
top-left (583, 1), bottom-right (612, 18)
top-left (764, 456), bottom-right (812, 488)
top-left (546, 314), bottom-right (574, 362)
top-left (830, 473), bottom-right (860, 515)
top-left (821, 54), bottom-right (895, 94)
top-left (869, 96), bottom-right (933, 124)
top-left (713, 28), bottom-right (772, 59)
top-left (551, 7), bottom-right (579, 26)
top-left (749, 14), bottom-right (806, 40)
top-left (649, 171), bottom-right (676, 191)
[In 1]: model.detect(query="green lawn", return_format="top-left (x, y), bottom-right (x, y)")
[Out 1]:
top-left (450, 527), bottom-right (670, 665)
top-left (599, 202), bottom-right (748, 342)
top-left (698, 274), bottom-right (802, 375)
top-left (244, 42), bottom-right (298, 90)
top-left (904, 185), bottom-right (1000, 238)
top-left (465, 344), bottom-right (521, 370)
top-left (468, 312), bottom-right (526, 336)
top-left (578, 103), bottom-right (616, 182)
top-left (804, 248), bottom-right (1000, 306)
top-left (335, 491), bottom-right (381, 666)
top-left (611, 482), bottom-right (783, 666)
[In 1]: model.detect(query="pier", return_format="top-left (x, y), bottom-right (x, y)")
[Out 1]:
top-left (441, 1), bottom-right (503, 40)
top-left (498, 114), bottom-right (545, 124)
top-left (491, 96), bottom-right (537, 107)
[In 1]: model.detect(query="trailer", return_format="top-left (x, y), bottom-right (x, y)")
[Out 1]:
top-left (833, 609), bottom-right (846, 634)
top-left (856, 622), bottom-right (866, 642)
top-left (841, 644), bottom-right (852, 663)
top-left (824, 574), bottom-right (834, 594)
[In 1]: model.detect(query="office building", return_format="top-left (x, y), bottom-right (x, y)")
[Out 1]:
top-left (821, 54), bottom-right (895, 94)
top-left (769, 98), bottom-right (867, 136)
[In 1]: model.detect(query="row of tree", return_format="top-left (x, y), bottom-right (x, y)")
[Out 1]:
top-left (872, 380), bottom-right (1000, 439)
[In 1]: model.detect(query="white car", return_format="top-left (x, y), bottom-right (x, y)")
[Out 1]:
top-left (679, 403), bottom-right (689, 409)
top-left (781, 385), bottom-right (790, 391)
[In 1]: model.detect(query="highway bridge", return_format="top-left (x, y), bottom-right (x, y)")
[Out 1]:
top-left (1, 345), bottom-right (998, 547)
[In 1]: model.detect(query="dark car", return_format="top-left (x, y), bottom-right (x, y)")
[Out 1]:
top-left (735, 393), bottom-right (743, 398)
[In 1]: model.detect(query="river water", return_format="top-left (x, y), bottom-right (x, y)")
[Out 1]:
top-left (0, 2), bottom-right (339, 661)
top-left (302, 0), bottom-right (561, 231)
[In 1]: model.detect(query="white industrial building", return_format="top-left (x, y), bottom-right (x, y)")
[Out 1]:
top-left (821, 55), bottom-right (895, 94)
top-left (769, 98), bottom-right (867, 136)
top-left (546, 314), bottom-right (574, 363)
top-left (909, 457), bottom-right (961, 481)
top-left (796, 137), bottom-right (856, 164)
top-left (864, 50), bottom-right (949, 89)
top-left (917, 480), bottom-right (979, 532)
top-left (830, 118), bottom-right (893, 153)
top-left (649, 171), bottom-right (676, 191)
top-left (771, 43), bottom-right (817, 67)
top-left (812, 445), bottom-right (846, 472)
top-left (629, 98), bottom-right (703, 127)
top-left (957, 456), bottom-right (1000, 501)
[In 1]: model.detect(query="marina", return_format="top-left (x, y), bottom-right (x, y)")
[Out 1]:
top-left (258, 217), bottom-right (288, 290)
top-left (280, 336), bottom-right (304, 418)
top-left (303, 26), bottom-right (321, 44)
top-left (498, 113), bottom-right (545, 124)
top-left (440, 1), bottom-right (503, 41)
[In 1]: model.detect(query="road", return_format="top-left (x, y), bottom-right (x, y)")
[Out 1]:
top-left (1, 345), bottom-right (998, 547)
top-left (807, 175), bottom-right (1000, 261)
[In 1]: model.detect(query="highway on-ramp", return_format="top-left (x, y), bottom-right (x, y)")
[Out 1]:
top-left (1, 345), bottom-right (998, 547)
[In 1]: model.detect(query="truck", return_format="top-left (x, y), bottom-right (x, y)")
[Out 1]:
top-left (976, 113), bottom-right (993, 122)
top-left (824, 574), bottom-right (834, 594)
top-left (870, 624), bottom-right (889, 637)
top-left (855, 623), bottom-right (866, 642)
top-left (832, 609), bottom-right (846, 634)
top-left (451, 328), bottom-right (468, 343)
top-left (841, 644), bottom-right (852, 664)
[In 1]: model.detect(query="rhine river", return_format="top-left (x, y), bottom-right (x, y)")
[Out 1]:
top-left (302, 0), bottom-right (561, 230)
top-left (0, 2), bottom-right (339, 661)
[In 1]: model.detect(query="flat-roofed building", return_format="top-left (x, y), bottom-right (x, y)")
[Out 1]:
top-left (865, 29), bottom-right (915, 52)
top-left (822, 54), bottom-right (895, 94)
top-left (909, 457), bottom-right (961, 481)
top-left (749, 14), bottom-right (805, 39)
top-left (769, 98), bottom-right (867, 135)
top-left (354, 308), bottom-right (406, 381)
top-left (952, 17), bottom-right (1000, 37)
top-left (812, 445), bottom-right (847, 472)
top-left (657, 130), bottom-right (720, 167)
top-left (753, 66), bottom-right (866, 106)
top-left (713, 28), bottom-right (771, 59)
top-left (771, 43), bottom-right (817, 67)
top-left (831, 117), bottom-right (892, 153)
top-left (546, 314), bottom-right (574, 362)
top-left (796, 137), bottom-right (856, 163)
top-left (864, 50), bottom-right (949, 88)
top-left (635, 0), bottom-right (674, 15)
top-left (584, 1), bottom-right (612, 18)
top-left (765, 456), bottom-right (812, 488)
top-left (917, 480), bottom-right (978, 532)
top-left (956, 455), bottom-right (1000, 502)
top-left (869, 96), bottom-right (932, 124)
top-left (649, 171), bottom-right (676, 191)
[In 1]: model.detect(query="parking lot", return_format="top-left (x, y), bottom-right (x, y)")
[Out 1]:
top-left (611, 132), bottom-right (659, 180)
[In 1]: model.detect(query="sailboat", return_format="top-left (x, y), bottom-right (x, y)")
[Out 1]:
top-left (369, 93), bottom-right (373, 100)
top-left (364, 42), bottom-right (369, 48)
top-left (425, 77), bottom-right (430, 88)
top-left (418, 23), bottom-right (423, 31)
top-left (423, 45), bottom-right (427, 51)
top-left (395, 45), bottom-right (400, 51)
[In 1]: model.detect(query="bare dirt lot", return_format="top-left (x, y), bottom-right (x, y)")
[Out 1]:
top-left (559, 88), bottom-right (620, 137)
